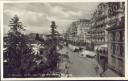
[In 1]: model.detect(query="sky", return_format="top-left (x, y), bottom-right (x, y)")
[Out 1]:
top-left (3, 2), bottom-right (99, 34)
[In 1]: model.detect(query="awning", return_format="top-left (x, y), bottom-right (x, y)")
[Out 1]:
top-left (94, 44), bottom-right (108, 51)
top-left (94, 46), bottom-right (99, 51)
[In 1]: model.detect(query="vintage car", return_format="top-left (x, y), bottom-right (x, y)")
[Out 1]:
top-left (80, 50), bottom-right (96, 58)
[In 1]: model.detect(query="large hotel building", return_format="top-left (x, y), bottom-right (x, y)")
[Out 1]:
top-left (106, 2), bottom-right (125, 76)
top-left (65, 2), bottom-right (125, 76)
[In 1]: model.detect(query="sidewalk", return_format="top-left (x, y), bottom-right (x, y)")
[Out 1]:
top-left (102, 69), bottom-right (120, 77)
top-left (82, 50), bottom-right (120, 77)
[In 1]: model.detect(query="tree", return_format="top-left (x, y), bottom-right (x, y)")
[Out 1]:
top-left (4, 15), bottom-right (33, 77)
top-left (48, 21), bottom-right (59, 71)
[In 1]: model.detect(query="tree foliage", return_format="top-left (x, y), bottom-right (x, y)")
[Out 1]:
top-left (4, 15), bottom-right (34, 77)
top-left (4, 16), bottom-right (63, 77)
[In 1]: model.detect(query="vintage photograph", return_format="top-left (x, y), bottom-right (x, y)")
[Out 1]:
top-left (2, 2), bottom-right (125, 78)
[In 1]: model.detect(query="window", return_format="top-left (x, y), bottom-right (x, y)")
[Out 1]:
top-left (118, 60), bottom-right (123, 72)
top-left (115, 31), bottom-right (120, 41)
top-left (120, 31), bottom-right (124, 41)
top-left (103, 48), bottom-right (105, 54)
top-left (112, 57), bottom-right (116, 67)
top-left (117, 2), bottom-right (120, 9)
top-left (113, 32), bottom-right (115, 41)
top-left (122, 2), bottom-right (125, 10)
top-left (115, 44), bottom-right (120, 55)
top-left (123, 31), bottom-right (125, 41)
top-left (113, 44), bottom-right (115, 55)
top-left (111, 44), bottom-right (113, 54)
top-left (120, 45), bottom-right (124, 57)
top-left (120, 2), bottom-right (123, 8)
top-left (109, 33), bottom-right (113, 41)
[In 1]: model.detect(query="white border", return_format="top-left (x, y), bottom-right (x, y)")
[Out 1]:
top-left (0, 2), bottom-right (4, 80)
top-left (0, 0), bottom-right (128, 80)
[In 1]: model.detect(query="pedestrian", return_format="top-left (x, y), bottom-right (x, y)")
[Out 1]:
top-left (95, 65), bottom-right (99, 74)
top-left (100, 72), bottom-right (103, 77)
top-left (100, 73), bottom-right (102, 77)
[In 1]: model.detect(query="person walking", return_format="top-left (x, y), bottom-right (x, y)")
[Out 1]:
top-left (95, 65), bottom-right (99, 74)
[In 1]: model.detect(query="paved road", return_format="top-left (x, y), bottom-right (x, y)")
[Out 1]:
top-left (63, 46), bottom-right (99, 77)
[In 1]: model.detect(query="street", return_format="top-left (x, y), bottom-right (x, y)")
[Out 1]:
top-left (60, 46), bottom-right (100, 77)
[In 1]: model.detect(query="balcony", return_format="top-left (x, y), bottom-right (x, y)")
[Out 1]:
top-left (116, 8), bottom-right (124, 13)
top-left (111, 54), bottom-right (123, 60)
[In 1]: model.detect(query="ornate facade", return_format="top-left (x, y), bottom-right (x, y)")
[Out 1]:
top-left (91, 3), bottom-right (108, 45)
top-left (65, 19), bottom-right (90, 46)
top-left (77, 19), bottom-right (90, 43)
top-left (90, 3), bottom-right (108, 71)
top-left (106, 2), bottom-right (125, 76)
top-left (90, 2), bottom-right (125, 76)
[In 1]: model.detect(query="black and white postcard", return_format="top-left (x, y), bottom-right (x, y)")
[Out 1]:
top-left (0, 0), bottom-right (127, 80)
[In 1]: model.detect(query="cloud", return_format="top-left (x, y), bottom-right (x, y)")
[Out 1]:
top-left (25, 26), bottom-right (50, 34)
top-left (3, 3), bottom-right (99, 34)
top-left (4, 7), bottom-right (45, 26)
top-left (46, 16), bottom-right (56, 21)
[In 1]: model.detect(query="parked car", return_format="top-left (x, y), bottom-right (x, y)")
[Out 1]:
top-left (69, 45), bottom-right (78, 51)
top-left (74, 47), bottom-right (83, 52)
top-left (80, 50), bottom-right (96, 58)
top-left (86, 54), bottom-right (96, 58)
